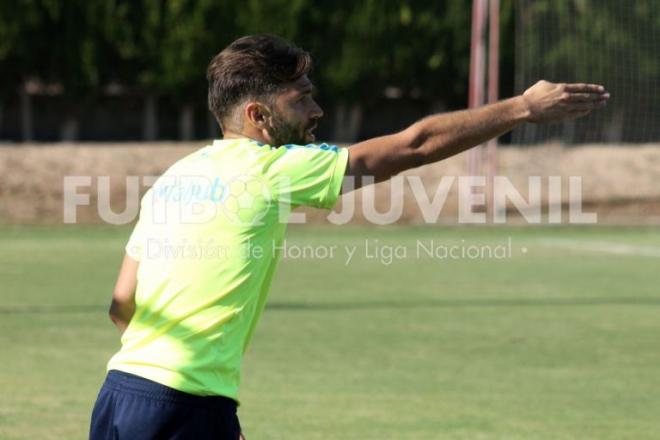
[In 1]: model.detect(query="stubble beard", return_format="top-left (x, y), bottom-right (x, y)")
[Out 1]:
top-left (269, 113), bottom-right (311, 146)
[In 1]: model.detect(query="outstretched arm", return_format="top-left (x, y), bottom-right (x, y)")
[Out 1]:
top-left (346, 80), bottom-right (609, 188)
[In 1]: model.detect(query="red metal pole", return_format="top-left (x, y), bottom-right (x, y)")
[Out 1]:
top-left (467, 0), bottom-right (487, 184)
top-left (486, 0), bottom-right (500, 219)
top-left (468, 0), bottom-right (487, 110)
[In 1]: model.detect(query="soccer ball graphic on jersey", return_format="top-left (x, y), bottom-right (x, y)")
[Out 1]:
top-left (221, 174), bottom-right (272, 225)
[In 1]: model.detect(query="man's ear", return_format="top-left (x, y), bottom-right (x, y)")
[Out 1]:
top-left (244, 102), bottom-right (272, 129)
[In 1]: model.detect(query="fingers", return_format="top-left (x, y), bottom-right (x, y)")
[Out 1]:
top-left (562, 83), bottom-right (610, 109)
top-left (564, 83), bottom-right (606, 93)
top-left (561, 83), bottom-right (610, 116)
top-left (563, 92), bottom-right (611, 103)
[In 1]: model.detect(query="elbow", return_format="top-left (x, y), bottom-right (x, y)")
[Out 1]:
top-left (108, 299), bottom-right (120, 322)
top-left (108, 299), bottom-right (133, 333)
top-left (409, 143), bottom-right (429, 169)
top-left (108, 296), bottom-right (134, 321)
top-left (108, 297), bottom-right (135, 333)
top-left (401, 125), bottom-right (431, 168)
top-left (108, 312), bottom-right (120, 327)
top-left (404, 124), bottom-right (456, 166)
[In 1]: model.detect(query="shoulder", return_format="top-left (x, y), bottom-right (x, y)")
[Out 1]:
top-left (276, 143), bottom-right (341, 153)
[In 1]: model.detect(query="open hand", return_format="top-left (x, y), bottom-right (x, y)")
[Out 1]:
top-left (522, 80), bottom-right (609, 123)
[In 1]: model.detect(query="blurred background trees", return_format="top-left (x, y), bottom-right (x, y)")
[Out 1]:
top-left (1, 0), bottom-right (512, 142)
top-left (1, 0), bottom-right (656, 143)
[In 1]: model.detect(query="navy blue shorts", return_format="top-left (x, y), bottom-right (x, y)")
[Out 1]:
top-left (89, 370), bottom-right (241, 440)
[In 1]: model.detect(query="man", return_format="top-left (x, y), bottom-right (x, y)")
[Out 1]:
top-left (89, 34), bottom-right (608, 439)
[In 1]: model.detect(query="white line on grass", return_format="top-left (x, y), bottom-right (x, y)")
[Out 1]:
top-left (534, 238), bottom-right (660, 258)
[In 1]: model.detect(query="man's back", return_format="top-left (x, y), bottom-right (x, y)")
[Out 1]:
top-left (107, 138), bottom-right (348, 400)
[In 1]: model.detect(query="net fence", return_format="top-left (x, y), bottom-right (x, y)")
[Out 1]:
top-left (512, 0), bottom-right (660, 145)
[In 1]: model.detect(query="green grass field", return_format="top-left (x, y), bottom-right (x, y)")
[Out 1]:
top-left (1, 225), bottom-right (660, 439)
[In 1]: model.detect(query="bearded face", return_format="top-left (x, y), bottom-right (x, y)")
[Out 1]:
top-left (267, 111), bottom-right (317, 146)
top-left (262, 75), bottom-right (322, 146)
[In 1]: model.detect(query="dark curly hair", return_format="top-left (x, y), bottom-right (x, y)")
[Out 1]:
top-left (207, 34), bottom-right (312, 130)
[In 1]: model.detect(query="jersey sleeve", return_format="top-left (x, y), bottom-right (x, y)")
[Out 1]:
top-left (267, 143), bottom-right (349, 209)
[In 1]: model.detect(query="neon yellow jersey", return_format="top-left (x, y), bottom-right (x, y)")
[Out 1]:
top-left (107, 138), bottom-right (348, 401)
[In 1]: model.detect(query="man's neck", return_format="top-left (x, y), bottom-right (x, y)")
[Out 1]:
top-left (222, 128), bottom-right (269, 144)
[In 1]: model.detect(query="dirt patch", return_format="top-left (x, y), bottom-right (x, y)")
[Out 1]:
top-left (1, 142), bottom-right (659, 225)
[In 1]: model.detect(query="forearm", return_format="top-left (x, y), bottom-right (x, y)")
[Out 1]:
top-left (346, 81), bottom-right (607, 188)
top-left (411, 96), bottom-right (530, 164)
